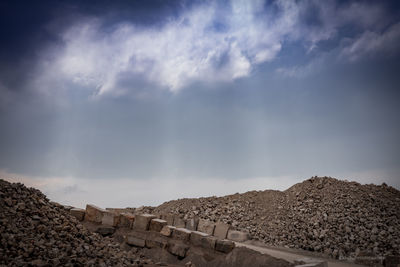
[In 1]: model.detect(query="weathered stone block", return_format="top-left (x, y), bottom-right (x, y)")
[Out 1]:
top-left (215, 239), bottom-right (235, 253)
top-left (168, 243), bottom-right (189, 258)
top-left (185, 218), bottom-right (199, 231)
top-left (160, 225), bottom-right (176, 237)
top-left (70, 208), bottom-right (85, 221)
top-left (201, 235), bottom-right (217, 250)
top-left (118, 213), bottom-right (135, 228)
top-left (133, 214), bottom-right (157, 231)
top-left (96, 226), bottom-right (115, 236)
top-left (227, 230), bottom-right (250, 242)
top-left (213, 222), bottom-right (230, 239)
top-left (149, 218), bottom-right (167, 232)
top-left (173, 216), bottom-right (186, 228)
top-left (172, 227), bottom-right (191, 241)
top-left (190, 231), bottom-right (209, 247)
top-left (102, 211), bottom-right (120, 226)
top-left (160, 214), bottom-right (174, 225)
top-left (144, 233), bottom-right (168, 249)
top-left (197, 219), bottom-right (215, 235)
top-left (85, 204), bottom-right (106, 223)
top-left (126, 235), bottom-right (145, 247)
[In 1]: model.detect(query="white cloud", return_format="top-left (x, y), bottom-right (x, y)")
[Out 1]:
top-left (35, 0), bottom-right (304, 95)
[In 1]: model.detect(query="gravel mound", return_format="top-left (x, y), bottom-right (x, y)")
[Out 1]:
top-left (153, 176), bottom-right (400, 260)
top-left (0, 179), bottom-right (153, 266)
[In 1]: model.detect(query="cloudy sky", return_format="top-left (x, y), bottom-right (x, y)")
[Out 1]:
top-left (1, 0), bottom-right (399, 208)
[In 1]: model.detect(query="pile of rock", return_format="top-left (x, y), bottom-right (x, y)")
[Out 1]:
top-left (153, 176), bottom-right (400, 260)
top-left (0, 179), bottom-right (153, 266)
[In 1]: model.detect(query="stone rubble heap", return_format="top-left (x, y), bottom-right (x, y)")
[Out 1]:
top-left (0, 179), bottom-right (154, 266)
top-left (153, 176), bottom-right (400, 260)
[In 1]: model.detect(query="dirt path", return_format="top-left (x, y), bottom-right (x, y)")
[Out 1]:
top-left (234, 242), bottom-right (368, 267)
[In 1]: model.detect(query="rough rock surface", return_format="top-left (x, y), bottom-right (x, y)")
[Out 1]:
top-left (0, 179), bottom-right (154, 266)
top-left (153, 176), bottom-right (400, 260)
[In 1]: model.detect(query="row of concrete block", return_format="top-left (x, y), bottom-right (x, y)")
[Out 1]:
top-left (69, 204), bottom-right (249, 243)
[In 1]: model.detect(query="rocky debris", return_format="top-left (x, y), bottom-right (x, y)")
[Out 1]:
top-left (153, 176), bottom-right (400, 260)
top-left (0, 179), bottom-right (155, 266)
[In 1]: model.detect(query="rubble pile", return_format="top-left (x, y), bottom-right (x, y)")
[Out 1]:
top-left (0, 179), bottom-right (153, 266)
top-left (154, 177), bottom-right (400, 259)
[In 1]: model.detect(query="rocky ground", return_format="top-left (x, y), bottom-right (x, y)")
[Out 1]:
top-left (153, 176), bottom-right (400, 260)
top-left (0, 179), bottom-right (155, 266)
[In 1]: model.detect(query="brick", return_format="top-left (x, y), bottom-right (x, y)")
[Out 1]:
top-left (160, 214), bottom-right (174, 225)
top-left (213, 222), bottom-right (230, 239)
top-left (215, 239), bottom-right (235, 253)
top-left (126, 235), bottom-right (145, 247)
top-left (133, 214), bottom-right (157, 231)
top-left (160, 225), bottom-right (176, 237)
top-left (70, 208), bottom-right (85, 221)
top-left (190, 231), bottom-right (209, 247)
top-left (173, 216), bottom-right (186, 228)
top-left (197, 219), bottom-right (215, 235)
top-left (185, 218), bottom-right (199, 231)
top-left (85, 204), bottom-right (106, 223)
top-left (172, 227), bottom-right (191, 241)
top-left (118, 213), bottom-right (135, 228)
top-left (149, 218), bottom-right (167, 232)
top-left (102, 211), bottom-right (120, 226)
top-left (227, 230), bottom-right (250, 242)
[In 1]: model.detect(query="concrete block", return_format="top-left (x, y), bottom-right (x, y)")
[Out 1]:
top-left (102, 211), bottom-right (120, 226)
top-left (70, 208), bottom-right (85, 221)
top-left (185, 218), bottom-right (199, 231)
top-left (118, 213), bottom-right (135, 228)
top-left (133, 214), bottom-right (157, 231)
top-left (197, 219), bottom-right (215, 235)
top-left (172, 227), bottom-right (191, 241)
top-left (190, 231), bottom-right (209, 247)
top-left (173, 216), bottom-right (186, 228)
top-left (227, 230), bottom-right (250, 242)
top-left (213, 222), bottom-right (230, 239)
top-left (160, 214), bottom-right (174, 225)
top-left (126, 235), bottom-right (145, 247)
top-left (149, 218), bottom-right (167, 232)
top-left (215, 239), bottom-right (235, 253)
top-left (85, 204), bottom-right (106, 223)
top-left (144, 233), bottom-right (168, 249)
top-left (168, 243), bottom-right (189, 258)
top-left (160, 225), bottom-right (176, 237)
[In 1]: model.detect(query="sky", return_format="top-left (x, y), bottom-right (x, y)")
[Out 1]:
top-left (0, 0), bottom-right (399, 208)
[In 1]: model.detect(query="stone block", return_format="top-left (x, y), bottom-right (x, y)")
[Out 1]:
top-left (149, 218), bottom-right (167, 232)
top-left (185, 218), bottom-right (199, 231)
top-left (173, 216), bottom-right (186, 228)
top-left (119, 213), bottom-right (135, 228)
top-left (172, 227), bottom-right (191, 241)
top-left (70, 208), bottom-right (85, 221)
top-left (168, 243), bottom-right (189, 258)
top-left (215, 239), bottom-right (235, 253)
top-left (197, 219), bottom-right (215, 235)
top-left (102, 211), bottom-right (120, 226)
top-left (201, 235), bottom-right (217, 250)
top-left (160, 214), bottom-right (174, 225)
top-left (213, 222), bottom-right (230, 239)
top-left (133, 214), bottom-right (157, 231)
top-left (145, 233), bottom-right (168, 249)
top-left (126, 235), bottom-right (145, 247)
top-left (160, 225), bottom-right (176, 237)
top-left (85, 204), bottom-right (106, 223)
top-left (190, 231), bottom-right (209, 247)
top-left (96, 226), bottom-right (115, 236)
top-left (227, 230), bottom-right (250, 242)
